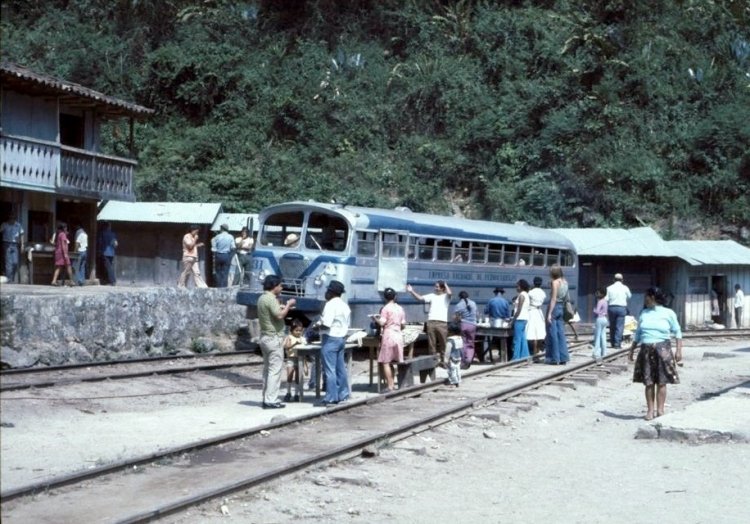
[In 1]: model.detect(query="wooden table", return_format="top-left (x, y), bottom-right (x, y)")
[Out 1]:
top-left (363, 328), bottom-right (426, 391)
top-left (295, 343), bottom-right (355, 400)
top-left (475, 325), bottom-right (513, 363)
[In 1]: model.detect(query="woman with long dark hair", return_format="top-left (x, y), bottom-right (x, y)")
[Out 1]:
top-left (544, 264), bottom-right (570, 365)
top-left (629, 286), bottom-right (683, 420)
top-left (453, 290), bottom-right (478, 368)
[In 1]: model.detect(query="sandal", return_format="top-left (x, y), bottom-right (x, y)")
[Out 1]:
top-left (644, 412), bottom-right (654, 421)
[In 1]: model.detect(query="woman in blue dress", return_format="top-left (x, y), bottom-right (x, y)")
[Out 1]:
top-left (544, 264), bottom-right (570, 365)
top-left (629, 286), bottom-right (683, 420)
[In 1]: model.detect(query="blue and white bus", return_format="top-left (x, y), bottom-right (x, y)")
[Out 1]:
top-left (237, 201), bottom-right (577, 329)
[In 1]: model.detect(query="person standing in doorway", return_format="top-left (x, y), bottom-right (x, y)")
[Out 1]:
top-left (73, 224), bottom-right (88, 286)
top-left (1, 213), bottom-right (24, 283)
top-left (734, 284), bottom-right (745, 328)
top-left (406, 280), bottom-right (452, 364)
top-left (211, 223), bottom-right (234, 288)
top-left (606, 272), bottom-right (631, 348)
top-left (98, 221), bottom-right (118, 286)
top-left (178, 225), bottom-right (207, 288)
top-left (317, 280), bottom-right (351, 406)
top-left (257, 275), bottom-right (296, 409)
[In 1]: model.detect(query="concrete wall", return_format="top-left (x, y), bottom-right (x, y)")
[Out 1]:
top-left (0, 287), bottom-right (252, 368)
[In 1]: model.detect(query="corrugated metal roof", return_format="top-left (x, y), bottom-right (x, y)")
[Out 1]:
top-left (98, 202), bottom-right (222, 225)
top-left (667, 240), bottom-right (750, 266)
top-left (211, 213), bottom-right (259, 232)
top-left (1, 62), bottom-right (154, 118)
top-left (551, 227), bottom-right (674, 257)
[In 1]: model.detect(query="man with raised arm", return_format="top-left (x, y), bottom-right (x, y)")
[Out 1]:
top-left (406, 280), bottom-right (452, 364)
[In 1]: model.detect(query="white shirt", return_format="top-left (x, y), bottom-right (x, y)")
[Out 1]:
top-left (423, 292), bottom-right (451, 322)
top-left (606, 281), bottom-right (631, 307)
top-left (321, 296), bottom-right (351, 337)
top-left (515, 291), bottom-right (530, 321)
top-left (74, 228), bottom-right (88, 253)
top-left (736, 289), bottom-right (745, 309)
top-left (528, 287), bottom-right (546, 308)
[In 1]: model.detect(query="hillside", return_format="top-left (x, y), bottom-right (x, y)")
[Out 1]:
top-left (2, 0), bottom-right (748, 240)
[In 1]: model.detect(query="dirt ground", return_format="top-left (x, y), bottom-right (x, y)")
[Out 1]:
top-left (165, 339), bottom-right (750, 524)
top-left (2, 339), bottom-right (749, 524)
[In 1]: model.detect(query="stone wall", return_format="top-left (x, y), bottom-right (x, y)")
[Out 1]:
top-left (0, 287), bottom-right (253, 368)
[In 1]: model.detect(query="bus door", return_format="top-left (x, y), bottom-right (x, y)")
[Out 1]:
top-left (377, 230), bottom-right (409, 291)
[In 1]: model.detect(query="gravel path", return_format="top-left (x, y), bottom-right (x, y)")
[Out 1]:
top-left (2, 339), bottom-right (748, 523)
top-left (166, 339), bottom-right (750, 524)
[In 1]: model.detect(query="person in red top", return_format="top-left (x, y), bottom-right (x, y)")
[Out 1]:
top-left (51, 223), bottom-right (75, 286)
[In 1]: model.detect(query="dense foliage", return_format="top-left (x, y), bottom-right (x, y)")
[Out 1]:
top-left (2, 0), bottom-right (749, 235)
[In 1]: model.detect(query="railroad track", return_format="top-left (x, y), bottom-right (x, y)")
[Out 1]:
top-left (0, 351), bottom-right (262, 392)
top-left (0, 344), bottom-right (627, 523)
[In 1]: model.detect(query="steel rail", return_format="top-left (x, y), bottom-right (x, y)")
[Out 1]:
top-left (0, 347), bottom-right (628, 524)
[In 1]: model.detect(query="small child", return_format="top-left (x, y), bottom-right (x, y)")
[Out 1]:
top-left (592, 288), bottom-right (609, 364)
top-left (446, 322), bottom-right (463, 387)
top-left (283, 320), bottom-right (306, 402)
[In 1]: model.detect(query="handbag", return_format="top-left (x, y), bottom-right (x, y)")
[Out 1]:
top-left (563, 299), bottom-right (576, 323)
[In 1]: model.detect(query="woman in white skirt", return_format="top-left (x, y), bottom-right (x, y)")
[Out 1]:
top-left (526, 276), bottom-right (547, 357)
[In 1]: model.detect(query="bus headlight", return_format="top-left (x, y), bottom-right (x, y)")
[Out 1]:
top-left (314, 275), bottom-right (325, 288)
top-left (258, 269), bottom-right (268, 282)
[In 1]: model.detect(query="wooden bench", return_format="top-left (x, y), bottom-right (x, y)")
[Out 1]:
top-left (397, 355), bottom-right (438, 388)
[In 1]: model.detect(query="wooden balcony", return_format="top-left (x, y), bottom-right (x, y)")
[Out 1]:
top-left (1, 134), bottom-right (137, 201)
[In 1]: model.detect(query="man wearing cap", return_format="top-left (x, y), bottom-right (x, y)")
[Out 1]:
top-left (317, 280), bottom-right (351, 405)
top-left (606, 273), bottom-right (631, 349)
top-left (483, 287), bottom-right (513, 361)
top-left (257, 275), bottom-right (297, 409)
top-left (211, 224), bottom-right (234, 288)
top-left (407, 280), bottom-right (452, 363)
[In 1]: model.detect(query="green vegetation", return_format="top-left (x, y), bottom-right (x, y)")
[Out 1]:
top-left (2, 1), bottom-right (749, 234)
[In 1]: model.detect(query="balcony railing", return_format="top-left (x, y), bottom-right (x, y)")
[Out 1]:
top-left (1, 134), bottom-right (137, 201)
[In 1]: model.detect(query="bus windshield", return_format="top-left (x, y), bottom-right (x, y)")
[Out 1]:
top-left (259, 210), bottom-right (349, 252)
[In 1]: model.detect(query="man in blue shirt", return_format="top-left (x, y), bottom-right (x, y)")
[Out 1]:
top-left (1, 213), bottom-right (24, 283)
top-left (483, 287), bottom-right (513, 361)
top-left (211, 224), bottom-right (235, 288)
top-left (485, 287), bottom-right (512, 325)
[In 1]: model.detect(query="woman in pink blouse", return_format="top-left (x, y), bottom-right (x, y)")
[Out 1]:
top-left (374, 287), bottom-right (406, 392)
top-left (592, 288), bottom-right (609, 363)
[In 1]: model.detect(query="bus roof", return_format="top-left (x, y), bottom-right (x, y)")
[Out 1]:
top-left (261, 201), bottom-right (575, 251)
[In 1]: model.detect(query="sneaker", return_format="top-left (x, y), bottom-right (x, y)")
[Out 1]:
top-left (262, 402), bottom-right (286, 409)
top-left (283, 392), bottom-right (292, 402)
top-left (292, 394), bottom-right (300, 402)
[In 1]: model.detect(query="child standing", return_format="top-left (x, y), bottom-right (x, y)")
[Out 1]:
top-left (446, 322), bottom-right (463, 387)
top-left (283, 320), bottom-right (306, 402)
top-left (592, 288), bottom-right (609, 364)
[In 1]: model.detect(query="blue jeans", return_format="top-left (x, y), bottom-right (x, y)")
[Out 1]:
top-left (321, 334), bottom-right (350, 404)
top-left (214, 251), bottom-right (232, 288)
top-left (593, 316), bottom-right (608, 359)
top-left (608, 305), bottom-right (627, 347)
top-left (512, 319), bottom-right (529, 360)
top-left (74, 252), bottom-right (87, 285)
top-left (545, 304), bottom-right (569, 364)
top-left (3, 243), bottom-right (19, 282)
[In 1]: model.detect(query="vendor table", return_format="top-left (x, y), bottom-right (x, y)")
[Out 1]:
top-left (475, 324), bottom-right (513, 363)
top-left (294, 343), bottom-right (355, 400)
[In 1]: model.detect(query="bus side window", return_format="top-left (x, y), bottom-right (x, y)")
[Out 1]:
top-left (471, 243), bottom-right (487, 264)
top-left (503, 244), bottom-right (518, 265)
top-left (357, 232), bottom-right (376, 257)
top-left (519, 246), bottom-right (532, 266)
top-left (417, 238), bottom-right (434, 260)
top-left (453, 241), bottom-right (468, 263)
top-left (560, 250), bottom-right (574, 267)
top-left (532, 248), bottom-right (545, 267)
top-left (436, 239), bottom-right (452, 261)
top-left (547, 249), bottom-right (560, 267)
top-left (488, 243), bottom-right (502, 264)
